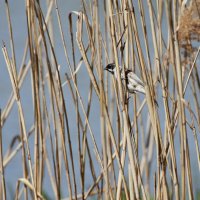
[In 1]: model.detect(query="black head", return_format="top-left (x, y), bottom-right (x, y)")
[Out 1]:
top-left (104, 63), bottom-right (116, 74)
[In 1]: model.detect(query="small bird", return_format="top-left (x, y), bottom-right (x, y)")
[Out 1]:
top-left (104, 63), bottom-right (158, 106)
top-left (104, 63), bottom-right (146, 95)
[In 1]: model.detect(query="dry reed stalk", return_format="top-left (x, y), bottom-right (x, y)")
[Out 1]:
top-left (3, 126), bottom-right (34, 167)
top-left (94, 1), bottom-right (110, 198)
top-left (68, 9), bottom-right (86, 200)
top-left (2, 44), bottom-right (37, 199)
top-left (0, 110), bottom-right (6, 200)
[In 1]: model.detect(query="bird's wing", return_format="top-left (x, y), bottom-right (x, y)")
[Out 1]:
top-left (126, 70), bottom-right (144, 86)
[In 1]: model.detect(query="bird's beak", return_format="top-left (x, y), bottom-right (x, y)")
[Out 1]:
top-left (104, 66), bottom-right (108, 71)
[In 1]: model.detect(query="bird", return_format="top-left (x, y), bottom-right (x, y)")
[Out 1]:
top-left (104, 63), bottom-right (146, 95)
top-left (104, 63), bottom-right (158, 106)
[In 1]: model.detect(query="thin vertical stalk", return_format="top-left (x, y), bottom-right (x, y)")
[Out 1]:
top-left (0, 110), bottom-right (6, 200)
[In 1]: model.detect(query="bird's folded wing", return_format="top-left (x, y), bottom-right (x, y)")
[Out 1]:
top-left (127, 72), bottom-right (144, 87)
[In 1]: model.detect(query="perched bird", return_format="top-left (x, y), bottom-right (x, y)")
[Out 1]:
top-left (104, 63), bottom-right (146, 95)
top-left (104, 63), bottom-right (158, 106)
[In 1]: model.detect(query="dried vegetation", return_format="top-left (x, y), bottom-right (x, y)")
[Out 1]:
top-left (0, 0), bottom-right (200, 199)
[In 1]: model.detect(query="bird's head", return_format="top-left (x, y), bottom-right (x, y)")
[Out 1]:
top-left (104, 63), bottom-right (116, 75)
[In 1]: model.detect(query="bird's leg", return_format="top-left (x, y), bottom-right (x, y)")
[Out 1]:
top-left (154, 99), bottom-right (159, 108)
top-left (124, 94), bottom-right (131, 105)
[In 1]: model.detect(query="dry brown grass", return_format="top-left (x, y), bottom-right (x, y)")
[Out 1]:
top-left (0, 0), bottom-right (200, 199)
